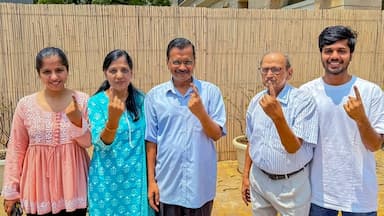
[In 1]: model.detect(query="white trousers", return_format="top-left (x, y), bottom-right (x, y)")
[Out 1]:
top-left (249, 164), bottom-right (311, 216)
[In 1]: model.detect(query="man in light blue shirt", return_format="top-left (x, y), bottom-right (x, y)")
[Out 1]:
top-left (242, 52), bottom-right (319, 216)
top-left (145, 37), bottom-right (226, 216)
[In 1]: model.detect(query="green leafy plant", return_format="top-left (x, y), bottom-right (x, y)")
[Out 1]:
top-left (37, 0), bottom-right (74, 4)
top-left (36, 0), bottom-right (170, 6)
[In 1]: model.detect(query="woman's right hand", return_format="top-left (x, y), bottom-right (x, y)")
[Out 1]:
top-left (106, 88), bottom-right (125, 129)
top-left (3, 199), bottom-right (19, 216)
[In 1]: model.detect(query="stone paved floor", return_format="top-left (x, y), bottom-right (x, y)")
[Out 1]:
top-left (212, 160), bottom-right (251, 216)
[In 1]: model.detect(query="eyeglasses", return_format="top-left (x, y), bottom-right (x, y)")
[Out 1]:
top-left (259, 67), bottom-right (282, 75)
top-left (171, 60), bottom-right (194, 66)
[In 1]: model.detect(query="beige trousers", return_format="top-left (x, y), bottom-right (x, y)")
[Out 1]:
top-left (249, 164), bottom-right (311, 216)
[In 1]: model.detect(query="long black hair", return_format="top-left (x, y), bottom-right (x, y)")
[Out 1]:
top-left (95, 49), bottom-right (141, 121)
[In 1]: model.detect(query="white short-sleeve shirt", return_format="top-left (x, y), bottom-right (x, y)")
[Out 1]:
top-left (301, 76), bottom-right (384, 212)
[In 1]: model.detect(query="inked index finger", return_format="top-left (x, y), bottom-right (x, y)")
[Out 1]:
top-left (71, 94), bottom-right (79, 109)
top-left (353, 86), bottom-right (361, 100)
top-left (109, 87), bottom-right (116, 99)
top-left (268, 82), bottom-right (276, 98)
top-left (190, 83), bottom-right (199, 96)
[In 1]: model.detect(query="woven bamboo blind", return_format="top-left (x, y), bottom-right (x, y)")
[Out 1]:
top-left (0, 4), bottom-right (383, 160)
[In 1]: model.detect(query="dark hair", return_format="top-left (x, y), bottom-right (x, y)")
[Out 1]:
top-left (35, 47), bottom-right (69, 73)
top-left (318, 25), bottom-right (358, 53)
top-left (166, 38), bottom-right (195, 61)
top-left (95, 49), bottom-right (141, 121)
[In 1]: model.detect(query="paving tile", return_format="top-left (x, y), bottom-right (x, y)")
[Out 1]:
top-left (213, 160), bottom-right (251, 216)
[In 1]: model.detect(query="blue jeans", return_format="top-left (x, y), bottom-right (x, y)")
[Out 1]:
top-left (309, 203), bottom-right (377, 216)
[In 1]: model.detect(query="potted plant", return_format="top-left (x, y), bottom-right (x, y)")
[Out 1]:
top-left (227, 88), bottom-right (255, 173)
top-left (232, 135), bottom-right (248, 173)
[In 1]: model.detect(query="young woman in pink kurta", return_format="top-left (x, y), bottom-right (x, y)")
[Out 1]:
top-left (1, 47), bottom-right (91, 216)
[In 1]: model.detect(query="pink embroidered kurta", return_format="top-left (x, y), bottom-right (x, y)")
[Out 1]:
top-left (1, 91), bottom-right (91, 215)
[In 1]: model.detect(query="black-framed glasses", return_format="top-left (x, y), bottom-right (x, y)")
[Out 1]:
top-left (171, 60), bottom-right (194, 66)
top-left (259, 67), bottom-right (282, 75)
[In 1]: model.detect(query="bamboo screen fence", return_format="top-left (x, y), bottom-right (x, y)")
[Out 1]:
top-left (0, 3), bottom-right (383, 160)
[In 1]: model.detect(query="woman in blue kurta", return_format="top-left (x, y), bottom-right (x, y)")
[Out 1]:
top-left (87, 49), bottom-right (153, 216)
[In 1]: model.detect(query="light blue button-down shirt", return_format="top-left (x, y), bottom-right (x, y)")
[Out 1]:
top-left (145, 78), bottom-right (226, 208)
top-left (246, 84), bottom-right (318, 174)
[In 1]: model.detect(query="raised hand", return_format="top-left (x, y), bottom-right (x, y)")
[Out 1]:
top-left (188, 83), bottom-right (205, 118)
top-left (259, 82), bottom-right (283, 121)
top-left (107, 88), bottom-right (125, 129)
top-left (343, 86), bottom-right (366, 122)
top-left (65, 94), bottom-right (83, 127)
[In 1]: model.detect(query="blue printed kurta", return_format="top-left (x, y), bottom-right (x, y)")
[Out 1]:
top-left (87, 91), bottom-right (153, 216)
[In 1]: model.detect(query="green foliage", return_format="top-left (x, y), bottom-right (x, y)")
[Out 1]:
top-left (91, 0), bottom-right (170, 5)
top-left (37, 0), bottom-right (74, 3)
top-left (36, 0), bottom-right (170, 6)
top-left (92, 0), bottom-right (144, 5)
top-left (91, 0), bottom-right (111, 4)
top-left (149, 0), bottom-right (170, 6)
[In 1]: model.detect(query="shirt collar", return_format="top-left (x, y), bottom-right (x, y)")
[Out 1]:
top-left (263, 84), bottom-right (292, 105)
top-left (165, 76), bottom-right (201, 96)
top-left (276, 84), bottom-right (292, 105)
